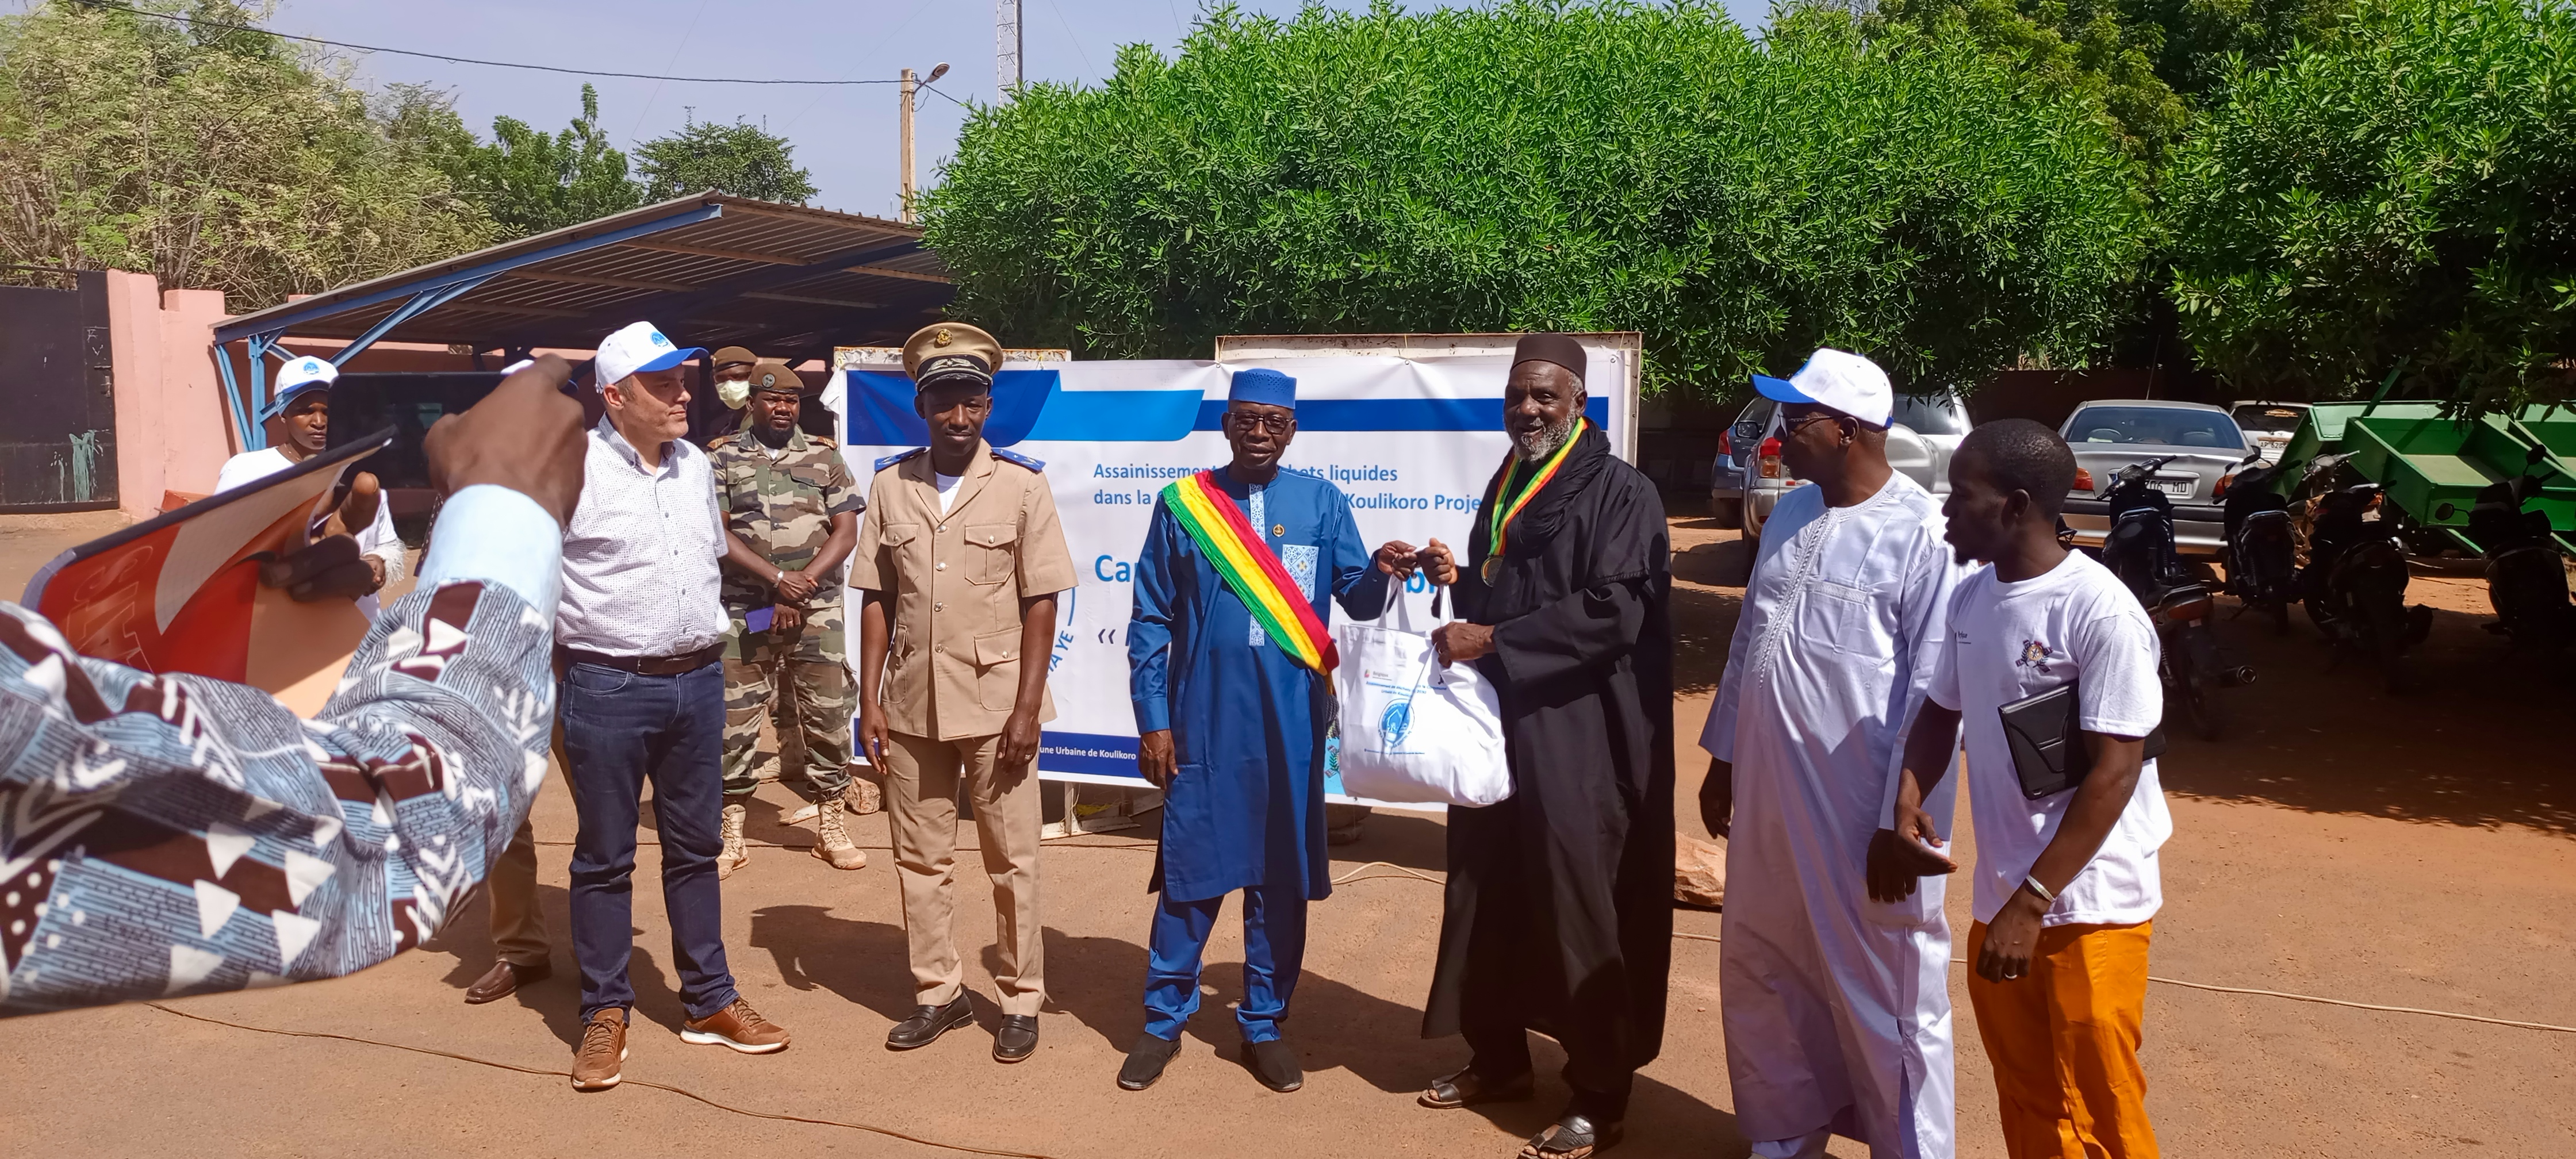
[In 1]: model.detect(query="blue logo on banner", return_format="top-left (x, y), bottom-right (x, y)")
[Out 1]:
top-left (843, 369), bottom-right (1612, 447)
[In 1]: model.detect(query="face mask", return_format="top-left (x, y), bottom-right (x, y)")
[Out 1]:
top-left (716, 376), bottom-right (751, 409)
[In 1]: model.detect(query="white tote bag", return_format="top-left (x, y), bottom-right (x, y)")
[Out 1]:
top-left (1332, 586), bottom-right (1511, 807)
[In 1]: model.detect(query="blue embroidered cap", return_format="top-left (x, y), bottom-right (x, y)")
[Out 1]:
top-left (1228, 367), bottom-right (1297, 410)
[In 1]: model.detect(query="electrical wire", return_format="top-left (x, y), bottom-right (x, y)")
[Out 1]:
top-left (69, 1), bottom-right (915, 85)
top-left (143, 1002), bottom-right (1065, 1158)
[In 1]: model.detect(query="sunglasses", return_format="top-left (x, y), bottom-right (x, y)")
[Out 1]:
top-left (1781, 411), bottom-right (1849, 438)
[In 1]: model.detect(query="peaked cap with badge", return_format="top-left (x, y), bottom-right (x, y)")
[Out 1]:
top-left (902, 323), bottom-right (1002, 393)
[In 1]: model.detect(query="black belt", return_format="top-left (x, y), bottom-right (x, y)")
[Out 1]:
top-left (556, 642), bottom-right (723, 676)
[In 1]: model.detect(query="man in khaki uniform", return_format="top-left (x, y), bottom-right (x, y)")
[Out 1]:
top-left (854, 323), bottom-right (1075, 1064)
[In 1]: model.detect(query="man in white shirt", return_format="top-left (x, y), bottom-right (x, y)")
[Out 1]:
top-left (214, 356), bottom-right (406, 616)
top-left (1701, 350), bottom-right (1968, 1159)
top-left (1883, 419), bottom-right (2166, 1158)
top-left (555, 321), bottom-right (791, 1092)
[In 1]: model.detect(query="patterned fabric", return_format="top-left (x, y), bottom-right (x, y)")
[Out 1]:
top-left (1241, 484), bottom-right (1320, 648)
top-left (708, 427), bottom-right (864, 611)
top-left (0, 580), bottom-right (555, 1014)
top-left (720, 601), bottom-right (853, 800)
top-left (557, 418), bottom-right (728, 658)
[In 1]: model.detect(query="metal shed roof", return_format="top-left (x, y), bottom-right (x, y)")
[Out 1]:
top-left (214, 193), bottom-right (952, 358)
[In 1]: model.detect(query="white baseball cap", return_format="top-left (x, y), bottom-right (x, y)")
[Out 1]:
top-left (593, 321), bottom-right (704, 391)
top-left (1752, 348), bottom-right (1893, 428)
top-left (259, 355), bottom-right (339, 420)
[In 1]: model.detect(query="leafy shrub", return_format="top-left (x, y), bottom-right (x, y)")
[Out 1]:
top-left (2167, 0), bottom-right (2576, 408)
top-left (924, 1), bottom-right (2153, 397)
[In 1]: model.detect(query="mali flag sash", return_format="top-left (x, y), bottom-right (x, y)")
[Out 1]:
top-left (1162, 470), bottom-right (1339, 673)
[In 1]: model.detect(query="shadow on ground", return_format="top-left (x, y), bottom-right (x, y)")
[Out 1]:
top-left (2136, 598), bottom-right (2576, 834)
top-left (430, 884), bottom-right (696, 1046)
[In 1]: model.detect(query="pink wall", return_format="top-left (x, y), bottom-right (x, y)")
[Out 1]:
top-left (103, 280), bottom-right (829, 517)
top-left (105, 273), bottom-right (241, 516)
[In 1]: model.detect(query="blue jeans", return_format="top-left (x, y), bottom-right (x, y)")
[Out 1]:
top-left (1143, 885), bottom-right (1308, 1043)
top-left (558, 661), bottom-right (738, 1022)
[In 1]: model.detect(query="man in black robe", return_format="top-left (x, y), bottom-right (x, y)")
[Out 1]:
top-left (1413, 333), bottom-right (1676, 1159)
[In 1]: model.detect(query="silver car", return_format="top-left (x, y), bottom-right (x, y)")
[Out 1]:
top-left (2058, 400), bottom-right (2255, 559)
top-left (1708, 397), bottom-right (1775, 531)
top-left (1723, 393), bottom-right (1973, 547)
top-left (2230, 401), bottom-right (2310, 465)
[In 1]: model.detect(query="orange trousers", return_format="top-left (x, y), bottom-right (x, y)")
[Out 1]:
top-left (1966, 920), bottom-right (2159, 1159)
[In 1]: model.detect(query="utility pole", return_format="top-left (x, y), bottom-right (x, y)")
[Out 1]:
top-left (899, 67), bottom-right (917, 222)
top-left (898, 62), bottom-right (950, 224)
top-left (996, 0), bottom-right (1021, 99)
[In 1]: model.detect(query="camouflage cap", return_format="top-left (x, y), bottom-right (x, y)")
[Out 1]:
top-left (902, 323), bottom-right (1000, 392)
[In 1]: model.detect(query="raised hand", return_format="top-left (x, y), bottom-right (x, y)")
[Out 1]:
top-left (424, 354), bottom-right (586, 525)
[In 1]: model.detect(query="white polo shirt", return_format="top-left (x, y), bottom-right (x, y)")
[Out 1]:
top-left (554, 417), bottom-right (728, 658)
top-left (1930, 550), bottom-right (2171, 928)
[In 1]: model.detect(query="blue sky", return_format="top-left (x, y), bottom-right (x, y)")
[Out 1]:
top-left (48, 1), bottom-right (1771, 220)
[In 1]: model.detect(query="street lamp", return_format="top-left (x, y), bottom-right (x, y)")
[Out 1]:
top-left (899, 62), bottom-right (950, 224)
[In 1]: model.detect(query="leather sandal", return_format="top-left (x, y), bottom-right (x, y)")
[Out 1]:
top-left (1419, 1065), bottom-right (1535, 1109)
top-left (1517, 1112), bottom-right (1623, 1158)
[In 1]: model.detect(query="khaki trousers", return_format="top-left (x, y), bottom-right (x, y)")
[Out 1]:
top-left (488, 815), bottom-right (549, 968)
top-left (883, 731), bottom-right (1044, 1016)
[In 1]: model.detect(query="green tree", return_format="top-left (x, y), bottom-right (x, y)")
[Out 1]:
top-left (922, 1), bottom-right (2152, 396)
top-left (1866, 0), bottom-right (2344, 160)
top-left (443, 83), bottom-right (645, 237)
top-left (634, 116), bottom-right (818, 204)
top-left (2164, 0), bottom-right (2576, 409)
top-left (0, 0), bottom-right (494, 306)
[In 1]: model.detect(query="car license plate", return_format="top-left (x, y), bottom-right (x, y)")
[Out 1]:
top-left (2153, 478), bottom-right (2195, 498)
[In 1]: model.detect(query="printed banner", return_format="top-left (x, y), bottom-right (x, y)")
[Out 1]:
top-left (824, 352), bottom-right (1628, 804)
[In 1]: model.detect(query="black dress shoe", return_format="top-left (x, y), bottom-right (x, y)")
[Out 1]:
top-left (993, 1014), bottom-right (1040, 1062)
top-left (1239, 1034), bottom-right (1303, 1093)
top-left (885, 993), bottom-right (976, 1050)
top-left (463, 960), bottom-right (549, 1004)
top-left (1117, 1033), bottom-right (1182, 1090)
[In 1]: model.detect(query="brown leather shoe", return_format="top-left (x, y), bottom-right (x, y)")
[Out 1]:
top-left (571, 1008), bottom-right (627, 1091)
top-left (463, 960), bottom-right (550, 1004)
top-left (681, 997), bottom-right (791, 1054)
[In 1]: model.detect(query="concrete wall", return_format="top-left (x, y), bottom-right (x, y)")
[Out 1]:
top-left (104, 271), bottom-right (236, 518)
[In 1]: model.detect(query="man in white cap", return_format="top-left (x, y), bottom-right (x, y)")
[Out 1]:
top-left (555, 321), bottom-right (791, 1091)
top-left (214, 355), bottom-right (405, 614)
top-left (1700, 348), bottom-right (1971, 1158)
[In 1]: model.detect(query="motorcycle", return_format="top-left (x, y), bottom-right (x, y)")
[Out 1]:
top-left (2298, 454), bottom-right (2435, 692)
top-left (2470, 444), bottom-right (2574, 655)
top-left (2220, 449), bottom-right (2300, 633)
top-left (2099, 456), bottom-right (2255, 740)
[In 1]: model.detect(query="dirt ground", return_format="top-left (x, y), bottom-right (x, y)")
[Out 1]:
top-left (4, 509), bottom-right (2572, 1158)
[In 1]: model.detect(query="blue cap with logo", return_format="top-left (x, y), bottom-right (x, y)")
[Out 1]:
top-left (258, 356), bottom-right (339, 420)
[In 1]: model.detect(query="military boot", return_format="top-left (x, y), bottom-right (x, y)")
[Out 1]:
top-left (718, 802), bottom-right (749, 881)
top-left (810, 797), bottom-right (867, 870)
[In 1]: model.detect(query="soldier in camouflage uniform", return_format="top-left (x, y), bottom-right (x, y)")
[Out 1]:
top-left (712, 361), bottom-right (868, 876)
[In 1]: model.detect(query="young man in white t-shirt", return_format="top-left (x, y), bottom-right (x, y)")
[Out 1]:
top-left (1873, 419), bottom-right (2167, 1158)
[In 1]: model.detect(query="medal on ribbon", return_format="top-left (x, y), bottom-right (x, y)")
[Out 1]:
top-left (1479, 417), bottom-right (1587, 585)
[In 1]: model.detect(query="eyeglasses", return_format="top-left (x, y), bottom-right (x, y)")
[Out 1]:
top-left (1226, 410), bottom-right (1296, 434)
top-left (1781, 412), bottom-right (1847, 438)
